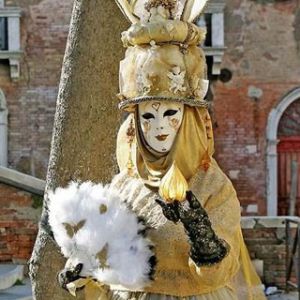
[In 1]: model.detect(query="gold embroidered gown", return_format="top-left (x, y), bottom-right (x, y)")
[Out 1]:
top-left (83, 108), bottom-right (266, 300)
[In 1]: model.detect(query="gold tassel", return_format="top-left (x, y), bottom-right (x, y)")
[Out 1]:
top-left (200, 149), bottom-right (211, 172)
top-left (126, 116), bottom-right (136, 176)
top-left (66, 278), bottom-right (93, 297)
top-left (159, 161), bottom-right (188, 203)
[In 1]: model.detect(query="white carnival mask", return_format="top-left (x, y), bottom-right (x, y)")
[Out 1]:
top-left (138, 101), bottom-right (184, 153)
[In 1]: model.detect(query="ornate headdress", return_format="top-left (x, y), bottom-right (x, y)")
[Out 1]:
top-left (116, 0), bottom-right (209, 111)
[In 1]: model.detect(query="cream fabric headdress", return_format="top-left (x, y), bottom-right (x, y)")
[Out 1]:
top-left (115, 0), bottom-right (209, 112)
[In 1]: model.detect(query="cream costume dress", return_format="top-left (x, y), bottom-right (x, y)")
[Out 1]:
top-left (83, 106), bottom-right (266, 299)
top-left (103, 108), bottom-right (265, 300)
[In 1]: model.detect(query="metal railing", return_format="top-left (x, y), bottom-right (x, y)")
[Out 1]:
top-left (285, 217), bottom-right (300, 299)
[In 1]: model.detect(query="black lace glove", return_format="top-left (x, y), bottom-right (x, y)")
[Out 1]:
top-left (154, 199), bottom-right (180, 223)
top-left (57, 263), bottom-right (85, 291)
top-left (156, 191), bottom-right (229, 267)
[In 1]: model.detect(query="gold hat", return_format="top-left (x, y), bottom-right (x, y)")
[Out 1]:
top-left (116, 0), bottom-right (209, 112)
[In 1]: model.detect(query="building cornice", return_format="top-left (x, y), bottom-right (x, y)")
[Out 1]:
top-left (0, 166), bottom-right (45, 196)
top-left (0, 7), bottom-right (22, 17)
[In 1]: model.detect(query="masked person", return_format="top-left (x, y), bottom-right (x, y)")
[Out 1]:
top-left (53, 0), bottom-right (267, 299)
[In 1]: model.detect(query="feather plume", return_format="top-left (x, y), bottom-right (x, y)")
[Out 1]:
top-left (182, 0), bottom-right (208, 22)
top-left (114, 0), bottom-right (139, 23)
top-left (114, 0), bottom-right (207, 23)
top-left (48, 180), bottom-right (156, 290)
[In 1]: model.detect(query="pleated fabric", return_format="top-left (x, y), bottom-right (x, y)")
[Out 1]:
top-left (107, 287), bottom-right (238, 300)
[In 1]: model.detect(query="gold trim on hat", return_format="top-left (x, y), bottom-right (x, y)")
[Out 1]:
top-left (119, 96), bottom-right (209, 111)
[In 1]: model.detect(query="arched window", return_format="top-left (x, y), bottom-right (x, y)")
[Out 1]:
top-left (266, 88), bottom-right (300, 216)
top-left (0, 89), bottom-right (8, 167)
top-left (277, 99), bottom-right (300, 215)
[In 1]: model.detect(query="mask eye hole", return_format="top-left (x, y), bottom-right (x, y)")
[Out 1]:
top-left (163, 109), bottom-right (178, 117)
top-left (142, 113), bottom-right (155, 120)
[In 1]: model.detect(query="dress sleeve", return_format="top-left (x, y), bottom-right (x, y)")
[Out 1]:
top-left (189, 161), bottom-right (242, 287)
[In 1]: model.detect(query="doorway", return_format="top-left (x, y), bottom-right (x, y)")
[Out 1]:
top-left (277, 100), bottom-right (300, 215)
top-left (266, 88), bottom-right (300, 216)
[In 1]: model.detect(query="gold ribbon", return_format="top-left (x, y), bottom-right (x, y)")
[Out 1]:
top-left (66, 278), bottom-right (109, 299)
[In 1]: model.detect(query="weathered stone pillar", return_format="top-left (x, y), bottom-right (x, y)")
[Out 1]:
top-left (29, 1), bottom-right (128, 299)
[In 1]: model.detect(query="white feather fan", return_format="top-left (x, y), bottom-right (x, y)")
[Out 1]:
top-left (48, 181), bottom-right (155, 290)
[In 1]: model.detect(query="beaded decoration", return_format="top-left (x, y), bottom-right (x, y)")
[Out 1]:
top-left (144, 0), bottom-right (177, 11)
top-left (126, 116), bottom-right (136, 176)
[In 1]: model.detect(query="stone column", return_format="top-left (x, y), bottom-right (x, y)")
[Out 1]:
top-left (266, 139), bottom-right (278, 216)
top-left (29, 0), bottom-right (128, 299)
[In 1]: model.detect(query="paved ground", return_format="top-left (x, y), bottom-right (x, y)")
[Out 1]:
top-left (0, 278), bottom-right (32, 300)
top-left (267, 291), bottom-right (299, 300)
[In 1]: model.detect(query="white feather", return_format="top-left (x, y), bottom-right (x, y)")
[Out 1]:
top-left (48, 179), bottom-right (155, 290)
top-left (115, 0), bottom-right (139, 24)
top-left (182, 0), bottom-right (208, 22)
top-left (114, 0), bottom-right (207, 24)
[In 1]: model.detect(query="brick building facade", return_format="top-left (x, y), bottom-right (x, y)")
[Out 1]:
top-left (0, 0), bottom-right (73, 263)
top-left (0, 181), bottom-right (42, 263)
top-left (1, 0), bottom-right (73, 177)
top-left (0, 0), bottom-right (299, 288)
top-left (211, 0), bottom-right (300, 216)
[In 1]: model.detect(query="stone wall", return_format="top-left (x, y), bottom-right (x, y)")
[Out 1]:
top-left (0, 0), bottom-right (73, 263)
top-left (243, 227), bottom-right (287, 288)
top-left (242, 217), bottom-right (299, 289)
top-left (0, 182), bottom-right (41, 262)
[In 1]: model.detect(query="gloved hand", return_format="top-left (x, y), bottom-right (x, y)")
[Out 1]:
top-left (57, 263), bottom-right (85, 291)
top-left (154, 199), bottom-right (180, 223)
top-left (156, 191), bottom-right (229, 266)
